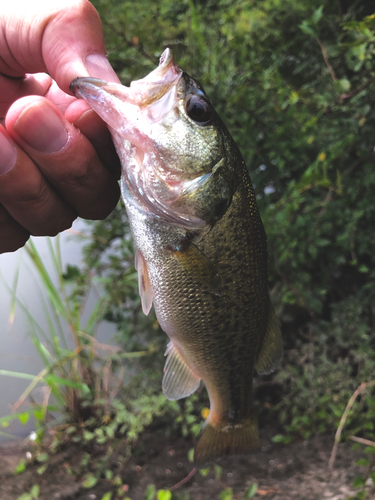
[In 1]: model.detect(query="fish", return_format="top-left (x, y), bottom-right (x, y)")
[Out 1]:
top-left (70, 48), bottom-right (282, 467)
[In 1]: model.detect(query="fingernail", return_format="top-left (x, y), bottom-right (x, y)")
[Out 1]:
top-left (0, 130), bottom-right (17, 175)
top-left (85, 53), bottom-right (121, 83)
top-left (14, 102), bottom-right (68, 154)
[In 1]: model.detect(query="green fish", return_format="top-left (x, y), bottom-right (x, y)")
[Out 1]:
top-left (70, 49), bottom-right (282, 467)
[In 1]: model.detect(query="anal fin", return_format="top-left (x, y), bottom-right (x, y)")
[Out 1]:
top-left (162, 342), bottom-right (201, 400)
top-left (136, 250), bottom-right (153, 316)
top-left (255, 297), bottom-right (283, 375)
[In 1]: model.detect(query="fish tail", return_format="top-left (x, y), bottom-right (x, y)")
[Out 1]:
top-left (194, 415), bottom-right (260, 468)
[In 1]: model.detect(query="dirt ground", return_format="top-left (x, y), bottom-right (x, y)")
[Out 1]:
top-left (0, 429), bottom-right (372, 500)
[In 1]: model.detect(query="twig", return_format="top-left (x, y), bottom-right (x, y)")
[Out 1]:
top-left (349, 436), bottom-right (375, 448)
top-left (340, 76), bottom-right (375, 100)
top-left (329, 381), bottom-right (375, 470)
top-left (169, 467), bottom-right (197, 491)
top-left (316, 38), bottom-right (337, 81)
top-left (101, 19), bottom-right (159, 65)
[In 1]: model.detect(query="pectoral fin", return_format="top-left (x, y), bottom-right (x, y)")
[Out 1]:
top-left (255, 298), bottom-right (283, 375)
top-left (136, 250), bottom-right (153, 316)
top-left (162, 342), bottom-right (201, 400)
top-left (169, 239), bottom-right (222, 295)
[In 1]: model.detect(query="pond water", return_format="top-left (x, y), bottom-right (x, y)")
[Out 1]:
top-left (0, 220), bottom-right (116, 442)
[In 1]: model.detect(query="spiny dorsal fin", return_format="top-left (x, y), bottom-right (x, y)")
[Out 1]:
top-left (255, 297), bottom-right (283, 375)
top-left (162, 342), bottom-right (201, 400)
top-left (136, 250), bottom-right (153, 316)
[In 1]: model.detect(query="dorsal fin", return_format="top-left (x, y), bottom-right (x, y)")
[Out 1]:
top-left (255, 297), bottom-right (283, 375)
top-left (162, 342), bottom-right (201, 400)
top-left (136, 250), bottom-right (153, 316)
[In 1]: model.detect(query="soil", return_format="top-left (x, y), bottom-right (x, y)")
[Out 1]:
top-left (0, 429), bottom-right (373, 500)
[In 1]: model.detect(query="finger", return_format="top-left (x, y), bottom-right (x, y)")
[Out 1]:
top-left (65, 100), bottom-right (121, 179)
top-left (0, 73), bottom-right (53, 118)
top-left (0, 125), bottom-right (77, 236)
top-left (1, 0), bottom-right (120, 93)
top-left (6, 96), bottom-right (120, 220)
top-left (0, 204), bottom-right (29, 254)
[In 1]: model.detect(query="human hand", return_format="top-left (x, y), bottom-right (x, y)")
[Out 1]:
top-left (0, 0), bottom-right (121, 253)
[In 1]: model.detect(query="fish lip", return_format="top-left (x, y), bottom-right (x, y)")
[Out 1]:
top-left (69, 48), bottom-right (182, 106)
top-left (70, 77), bottom-right (109, 98)
top-left (139, 47), bottom-right (181, 84)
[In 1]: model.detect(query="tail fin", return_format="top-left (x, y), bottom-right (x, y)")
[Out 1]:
top-left (194, 416), bottom-right (260, 468)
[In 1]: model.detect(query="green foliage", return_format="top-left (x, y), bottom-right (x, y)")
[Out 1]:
top-left (245, 483), bottom-right (258, 499)
top-left (219, 488), bottom-right (233, 500)
top-left (3, 238), bottom-right (171, 496)
top-left (85, 0), bottom-right (375, 448)
top-left (7, 0), bottom-right (375, 496)
top-left (17, 485), bottom-right (40, 500)
top-left (347, 440), bottom-right (375, 499)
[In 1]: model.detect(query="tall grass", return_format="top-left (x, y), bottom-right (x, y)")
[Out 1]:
top-left (0, 236), bottom-right (160, 445)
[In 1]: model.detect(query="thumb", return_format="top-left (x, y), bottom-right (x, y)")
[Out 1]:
top-left (1, 0), bottom-right (119, 94)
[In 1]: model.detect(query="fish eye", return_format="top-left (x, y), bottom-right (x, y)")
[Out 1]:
top-left (185, 95), bottom-right (213, 124)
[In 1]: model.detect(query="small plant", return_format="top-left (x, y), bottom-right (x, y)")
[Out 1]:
top-left (2, 237), bottom-right (167, 497)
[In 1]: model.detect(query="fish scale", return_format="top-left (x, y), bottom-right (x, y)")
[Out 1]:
top-left (70, 48), bottom-right (283, 467)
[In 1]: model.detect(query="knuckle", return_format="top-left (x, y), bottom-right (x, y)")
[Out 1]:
top-left (0, 209), bottom-right (29, 253)
top-left (31, 212), bottom-right (76, 237)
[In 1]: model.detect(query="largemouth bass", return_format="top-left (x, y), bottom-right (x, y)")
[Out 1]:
top-left (70, 49), bottom-right (282, 467)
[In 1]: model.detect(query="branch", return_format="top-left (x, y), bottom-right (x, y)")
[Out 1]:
top-left (169, 468), bottom-right (197, 491)
top-left (349, 436), bottom-right (375, 448)
top-left (316, 38), bottom-right (337, 81)
top-left (340, 75), bottom-right (375, 100)
top-left (329, 381), bottom-right (375, 471)
top-left (102, 19), bottom-right (159, 66)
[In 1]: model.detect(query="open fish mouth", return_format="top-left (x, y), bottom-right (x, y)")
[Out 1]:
top-left (70, 48), bottom-right (182, 108)
top-left (70, 50), bottom-right (211, 229)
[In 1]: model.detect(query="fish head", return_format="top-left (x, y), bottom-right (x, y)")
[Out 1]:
top-left (70, 48), bottom-right (241, 229)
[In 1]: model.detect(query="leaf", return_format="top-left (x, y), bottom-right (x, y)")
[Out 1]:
top-left (272, 434), bottom-right (287, 443)
top-left (299, 21), bottom-right (318, 38)
top-left (36, 452), bottom-right (49, 463)
top-left (214, 464), bottom-right (222, 480)
top-left (101, 493), bottom-right (112, 500)
top-left (37, 464), bottom-right (48, 475)
top-left (82, 474), bottom-right (98, 488)
top-left (199, 467), bottom-right (210, 477)
top-left (14, 459), bottom-right (26, 475)
top-left (246, 483), bottom-right (258, 498)
top-left (62, 264), bottom-right (81, 281)
top-left (30, 484), bottom-right (40, 498)
top-left (0, 370), bottom-right (36, 381)
top-left (18, 412), bottom-right (30, 425)
top-left (356, 458), bottom-right (370, 467)
top-left (44, 374), bottom-right (90, 393)
top-left (144, 484), bottom-right (156, 500)
top-left (353, 476), bottom-right (366, 488)
top-left (16, 494), bottom-right (33, 500)
top-left (312, 6), bottom-right (324, 25)
top-left (187, 448), bottom-right (194, 463)
top-left (219, 488), bottom-right (233, 500)
top-left (157, 490), bottom-right (172, 500)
